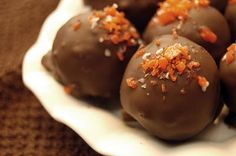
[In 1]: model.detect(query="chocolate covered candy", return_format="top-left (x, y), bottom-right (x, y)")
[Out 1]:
top-left (121, 35), bottom-right (221, 141)
top-left (42, 5), bottom-right (141, 98)
top-left (144, 0), bottom-right (231, 63)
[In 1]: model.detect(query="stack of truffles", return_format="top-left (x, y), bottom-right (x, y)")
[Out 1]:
top-left (42, 0), bottom-right (236, 141)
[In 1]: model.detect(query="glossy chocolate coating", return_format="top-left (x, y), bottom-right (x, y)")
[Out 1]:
top-left (210, 0), bottom-right (227, 13)
top-left (225, 3), bottom-right (236, 41)
top-left (144, 7), bottom-right (231, 63)
top-left (83, 0), bottom-right (160, 33)
top-left (220, 49), bottom-right (236, 113)
top-left (42, 12), bottom-right (139, 98)
top-left (121, 35), bottom-right (220, 141)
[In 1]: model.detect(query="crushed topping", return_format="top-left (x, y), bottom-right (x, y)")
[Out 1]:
top-left (141, 43), bottom-right (192, 82)
top-left (64, 86), bottom-right (73, 94)
top-left (126, 77), bottom-right (138, 89)
top-left (156, 0), bottom-right (209, 25)
top-left (126, 42), bottom-right (210, 94)
top-left (197, 76), bottom-right (209, 92)
top-left (72, 19), bottom-right (81, 31)
top-left (116, 52), bottom-right (125, 61)
top-left (152, 0), bottom-right (218, 44)
top-left (155, 40), bottom-right (161, 46)
top-left (225, 43), bottom-right (236, 64)
top-left (229, 0), bottom-right (236, 4)
top-left (199, 26), bottom-right (218, 43)
top-left (89, 4), bottom-right (140, 61)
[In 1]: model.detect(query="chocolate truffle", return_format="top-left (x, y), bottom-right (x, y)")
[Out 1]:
top-left (120, 35), bottom-right (220, 141)
top-left (210, 0), bottom-right (227, 12)
top-left (220, 43), bottom-right (236, 117)
top-left (144, 0), bottom-right (231, 63)
top-left (42, 5), bottom-right (141, 98)
top-left (83, 0), bottom-right (161, 32)
top-left (225, 0), bottom-right (236, 41)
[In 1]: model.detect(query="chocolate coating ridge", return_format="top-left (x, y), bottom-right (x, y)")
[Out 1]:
top-left (42, 7), bottom-right (141, 98)
top-left (225, 2), bottom-right (236, 41)
top-left (144, 3), bottom-right (231, 63)
top-left (121, 35), bottom-right (221, 141)
top-left (83, 0), bottom-right (161, 33)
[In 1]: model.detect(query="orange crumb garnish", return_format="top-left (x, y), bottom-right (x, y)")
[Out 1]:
top-left (159, 57), bottom-right (169, 70)
top-left (139, 43), bottom-right (209, 92)
top-left (89, 5), bottom-right (140, 46)
top-left (197, 76), bottom-right (209, 92)
top-left (172, 28), bottom-right (179, 39)
top-left (199, 26), bottom-right (217, 43)
top-left (155, 39), bottom-right (161, 46)
top-left (89, 4), bottom-right (140, 61)
top-left (116, 52), bottom-right (125, 61)
top-left (187, 61), bottom-right (200, 69)
top-left (126, 77), bottom-right (138, 89)
top-left (141, 43), bottom-right (193, 82)
top-left (195, 0), bottom-right (210, 7)
top-left (64, 86), bottom-right (73, 94)
top-left (72, 19), bottom-right (81, 31)
top-left (225, 43), bottom-right (236, 64)
top-left (156, 0), bottom-right (209, 25)
top-left (176, 61), bottom-right (186, 74)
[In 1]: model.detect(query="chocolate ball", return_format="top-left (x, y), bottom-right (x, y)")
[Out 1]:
top-left (42, 5), bottom-right (141, 98)
top-left (220, 43), bottom-right (236, 113)
top-left (144, 0), bottom-right (231, 63)
top-left (83, 0), bottom-right (161, 33)
top-left (120, 35), bottom-right (220, 141)
top-left (225, 2), bottom-right (236, 41)
top-left (210, 0), bottom-right (227, 12)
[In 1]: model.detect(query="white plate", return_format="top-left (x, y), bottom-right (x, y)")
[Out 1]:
top-left (22, 0), bottom-right (236, 155)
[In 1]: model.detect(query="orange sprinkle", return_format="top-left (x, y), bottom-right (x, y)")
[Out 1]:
top-left (155, 39), bottom-right (161, 46)
top-left (225, 43), bottom-right (236, 64)
top-left (196, 0), bottom-right (210, 7)
top-left (199, 26), bottom-right (217, 43)
top-left (172, 28), bottom-right (179, 39)
top-left (197, 76), bottom-right (209, 92)
top-left (176, 61), bottom-right (186, 74)
top-left (89, 5), bottom-right (140, 46)
top-left (187, 61), bottom-right (200, 69)
top-left (135, 43), bottom-right (208, 93)
top-left (72, 20), bottom-right (81, 31)
top-left (126, 77), bottom-right (138, 89)
top-left (116, 52), bottom-right (125, 61)
top-left (168, 67), bottom-right (178, 82)
top-left (159, 57), bottom-right (169, 70)
top-left (64, 86), bottom-right (73, 94)
top-left (229, 0), bottom-right (236, 4)
top-left (158, 11), bottom-right (177, 25)
top-left (157, 0), bottom-right (209, 25)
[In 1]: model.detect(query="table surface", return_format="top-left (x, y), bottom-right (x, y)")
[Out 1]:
top-left (0, 0), bottom-right (100, 155)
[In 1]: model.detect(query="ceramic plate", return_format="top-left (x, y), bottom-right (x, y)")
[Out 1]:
top-left (23, 0), bottom-right (236, 155)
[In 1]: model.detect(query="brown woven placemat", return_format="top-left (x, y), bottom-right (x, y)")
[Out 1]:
top-left (0, 0), bottom-right (101, 155)
top-left (0, 72), bottom-right (100, 156)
